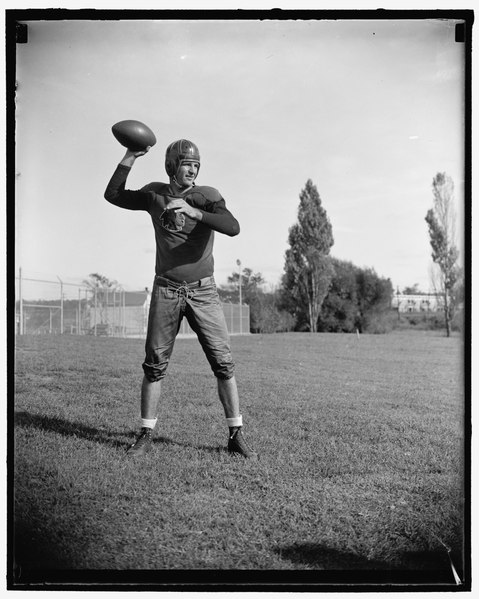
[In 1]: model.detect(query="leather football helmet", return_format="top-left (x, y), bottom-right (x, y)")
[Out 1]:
top-left (165, 139), bottom-right (200, 178)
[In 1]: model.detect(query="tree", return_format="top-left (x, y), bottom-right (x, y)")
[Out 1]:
top-left (317, 258), bottom-right (358, 332)
top-left (219, 268), bottom-right (294, 333)
top-left (282, 180), bottom-right (334, 332)
top-left (402, 284), bottom-right (422, 295)
top-left (317, 260), bottom-right (393, 333)
top-left (425, 173), bottom-right (459, 337)
top-left (226, 267), bottom-right (265, 302)
top-left (355, 267), bottom-right (393, 333)
top-left (83, 273), bottom-right (119, 325)
top-left (226, 267), bottom-right (265, 333)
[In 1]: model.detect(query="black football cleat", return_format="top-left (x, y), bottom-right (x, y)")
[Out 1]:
top-left (126, 427), bottom-right (153, 457)
top-left (228, 428), bottom-right (258, 459)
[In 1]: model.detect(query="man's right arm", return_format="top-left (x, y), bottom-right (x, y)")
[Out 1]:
top-left (104, 149), bottom-right (151, 211)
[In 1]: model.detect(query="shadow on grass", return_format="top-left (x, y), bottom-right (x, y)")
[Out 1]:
top-left (275, 542), bottom-right (459, 583)
top-left (14, 411), bottom-right (225, 455)
top-left (13, 518), bottom-right (72, 576)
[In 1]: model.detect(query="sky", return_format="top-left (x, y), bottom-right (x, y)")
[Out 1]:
top-left (14, 16), bottom-right (467, 299)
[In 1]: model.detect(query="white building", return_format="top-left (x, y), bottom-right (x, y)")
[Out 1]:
top-left (391, 293), bottom-right (444, 313)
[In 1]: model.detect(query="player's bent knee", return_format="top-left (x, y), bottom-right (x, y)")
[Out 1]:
top-left (142, 357), bottom-right (169, 382)
top-left (215, 371), bottom-right (235, 381)
top-left (211, 351), bottom-right (235, 379)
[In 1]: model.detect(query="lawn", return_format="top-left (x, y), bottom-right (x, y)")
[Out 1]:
top-left (11, 330), bottom-right (468, 589)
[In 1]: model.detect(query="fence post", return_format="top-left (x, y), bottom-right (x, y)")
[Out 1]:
top-left (94, 286), bottom-right (97, 335)
top-left (18, 267), bottom-right (23, 335)
top-left (105, 288), bottom-right (109, 326)
top-left (85, 288), bottom-right (88, 334)
top-left (122, 288), bottom-right (126, 337)
top-left (57, 276), bottom-right (64, 334)
top-left (237, 259), bottom-right (243, 334)
top-left (113, 289), bottom-right (116, 334)
top-left (77, 287), bottom-right (81, 334)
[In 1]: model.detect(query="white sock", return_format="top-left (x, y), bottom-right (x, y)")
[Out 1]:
top-left (141, 417), bottom-right (157, 429)
top-left (226, 415), bottom-right (243, 428)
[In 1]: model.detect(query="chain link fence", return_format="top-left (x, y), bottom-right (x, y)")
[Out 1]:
top-left (15, 270), bottom-right (93, 335)
top-left (15, 269), bottom-right (250, 337)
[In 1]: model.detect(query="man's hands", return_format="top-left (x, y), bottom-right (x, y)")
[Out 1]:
top-left (166, 198), bottom-right (203, 221)
top-left (119, 146), bottom-right (151, 168)
top-left (159, 198), bottom-right (203, 232)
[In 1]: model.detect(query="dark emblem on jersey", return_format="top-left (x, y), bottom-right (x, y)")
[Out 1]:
top-left (159, 208), bottom-right (186, 232)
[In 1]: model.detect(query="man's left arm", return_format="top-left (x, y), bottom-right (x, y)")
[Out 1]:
top-left (166, 189), bottom-right (240, 237)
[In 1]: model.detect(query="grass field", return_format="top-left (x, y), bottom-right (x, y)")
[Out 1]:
top-left (11, 330), bottom-right (467, 588)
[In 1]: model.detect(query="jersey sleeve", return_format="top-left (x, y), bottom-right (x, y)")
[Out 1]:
top-left (186, 187), bottom-right (240, 237)
top-left (104, 164), bottom-right (154, 211)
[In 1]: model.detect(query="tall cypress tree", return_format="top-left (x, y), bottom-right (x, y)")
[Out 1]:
top-left (425, 172), bottom-right (459, 337)
top-left (282, 180), bottom-right (334, 332)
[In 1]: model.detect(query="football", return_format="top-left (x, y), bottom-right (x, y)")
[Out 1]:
top-left (111, 120), bottom-right (157, 151)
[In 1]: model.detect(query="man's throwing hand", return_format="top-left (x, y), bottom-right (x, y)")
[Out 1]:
top-left (120, 146), bottom-right (151, 168)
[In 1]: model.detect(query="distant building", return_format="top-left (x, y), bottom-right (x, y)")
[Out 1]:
top-left (391, 292), bottom-right (444, 313)
top-left (89, 288), bottom-right (151, 337)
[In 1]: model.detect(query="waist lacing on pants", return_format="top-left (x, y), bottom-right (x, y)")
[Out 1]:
top-left (171, 282), bottom-right (196, 300)
top-left (155, 275), bottom-right (211, 299)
